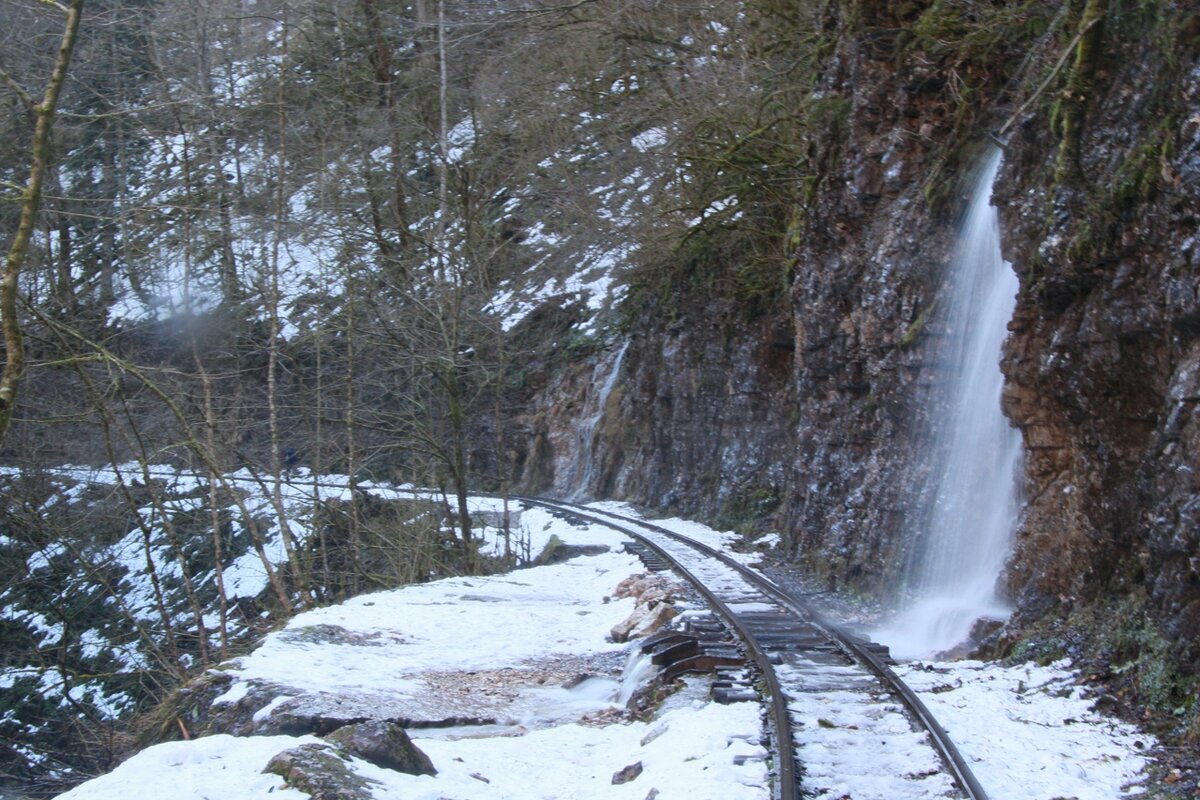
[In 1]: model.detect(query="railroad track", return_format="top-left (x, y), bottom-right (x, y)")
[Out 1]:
top-left (516, 496), bottom-right (988, 800)
top-left (42, 467), bottom-right (986, 798)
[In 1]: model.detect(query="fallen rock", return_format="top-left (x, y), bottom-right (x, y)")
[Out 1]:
top-left (612, 761), bottom-right (644, 784)
top-left (278, 624), bottom-right (393, 647)
top-left (636, 601), bottom-right (679, 640)
top-left (254, 702), bottom-right (369, 737)
top-left (640, 723), bottom-right (669, 746)
top-left (264, 742), bottom-right (381, 800)
top-left (325, 720), bottom-right (437, 776)
top-left (186, 675), bottom-right (297, 738)
top-left (613, 574), bottom-right (678, 603)
top-left (610, 573), bottom-right (682, 642)
top-left (611, 600), bottom-right (679, 643)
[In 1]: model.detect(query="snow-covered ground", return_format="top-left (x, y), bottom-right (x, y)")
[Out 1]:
top-left (52, 501), bottom-right (1157, 800)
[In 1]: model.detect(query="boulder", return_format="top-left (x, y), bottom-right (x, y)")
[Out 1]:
top-left (325, 720), bottom-right (437, 776)
top-left (264, 743), bottom-right (380, 800)
top-left (612, 761), bottom-right (643, 784)
top-left (610, 573), bottom-right (682, 642)
top-left (535, 542), bottom-right (612, 565)
top-left (610, 601), bottom-right (678, 643)
top-left (612, 574), bottom-right (679, 604)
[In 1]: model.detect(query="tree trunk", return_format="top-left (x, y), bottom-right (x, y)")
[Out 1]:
top-left (268, 12), bottom-right (313, 605)
top-left (0, 0), bottom-right (86, 448)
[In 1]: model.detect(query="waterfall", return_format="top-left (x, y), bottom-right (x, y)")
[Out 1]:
top-left (615, 649), bottom-right (656, 707)
top-left (566, 342), bottom-right (628, 500)
top-left (875, 147), bottom-right (1023, 660)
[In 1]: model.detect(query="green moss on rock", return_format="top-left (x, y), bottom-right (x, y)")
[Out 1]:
top-left (264, 743), bottom-right (381, 800)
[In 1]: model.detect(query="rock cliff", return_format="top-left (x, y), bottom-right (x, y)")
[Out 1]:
top-left (996, 5), bottom-right (1200, 699)
top-left (517, 1), bottom-right (1200, 733)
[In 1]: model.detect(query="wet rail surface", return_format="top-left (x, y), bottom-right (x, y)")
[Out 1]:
top-left (514, 496), bottom-right (989, 800)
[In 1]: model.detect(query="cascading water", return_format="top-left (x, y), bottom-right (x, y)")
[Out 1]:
top-left (567, 342), bottom-right (628, 500)
top-left (615, 649), bottom-right (656, 706)
top-left (874, 147), bottom-right (1024, 660)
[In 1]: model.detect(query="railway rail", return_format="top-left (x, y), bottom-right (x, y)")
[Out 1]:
top-left (516, 495), bottom-right (989, 800)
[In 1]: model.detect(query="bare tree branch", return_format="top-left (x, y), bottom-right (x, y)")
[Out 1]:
top-left (0, 65), bottom-right (37, 111)
top-left (35, 0), bottom-right (71, 13)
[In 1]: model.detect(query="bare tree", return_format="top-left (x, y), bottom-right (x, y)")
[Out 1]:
top-left (0, 0), bottom-right (86, 448)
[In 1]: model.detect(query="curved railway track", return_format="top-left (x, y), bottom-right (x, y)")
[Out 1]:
top-left (516, 495), bottom-right (989, 800)
top-left (48, 465), bottom-right (987, 798)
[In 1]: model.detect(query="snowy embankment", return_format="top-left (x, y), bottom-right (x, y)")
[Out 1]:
top-left (55, 503), bottom-right (1155, 800)
top-left (56, 505), bottom-right (768, 800)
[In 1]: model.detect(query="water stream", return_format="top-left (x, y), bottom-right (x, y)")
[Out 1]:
top-left (874, 148), bottom-right (1024, 660)
top-left (567, 341), bottom-right (628, 500)
top-left (615, 649), bottom-right (656, 706)
top-left (413, 649), bottom-right (654, 742)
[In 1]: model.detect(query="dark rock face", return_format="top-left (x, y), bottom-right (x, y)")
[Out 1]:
top-left (994, 13), bottom-right (1200, 674)
top-left (518, 4), bottom-right (1200, 716)
top-left (325, 720), bottom-right (437, 776)
top-left (775, 28), bottom-right (966, 594)
top-left (519, 20), bottom-right (964, 599)
top-left (607, 305), bottom-right (798, 519)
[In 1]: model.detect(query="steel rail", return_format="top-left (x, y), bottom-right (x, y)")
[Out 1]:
top-left (514, 496), bottom-right (799, 800)
top-left (518, 496), bottom-right (989, 800)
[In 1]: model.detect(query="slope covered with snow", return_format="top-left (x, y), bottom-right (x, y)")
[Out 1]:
top-left (48, 501), bottom-right (1158, 800)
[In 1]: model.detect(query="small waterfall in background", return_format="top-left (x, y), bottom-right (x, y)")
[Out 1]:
top-left (567, 341), bottom-right (628, 500)
top-left (874, 147), bottom-right (1024, 660)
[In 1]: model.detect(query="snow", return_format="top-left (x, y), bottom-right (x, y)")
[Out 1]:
top-left (784, 678), bottom-right (957, 798)
top-left (688, 194), bottom-right (739, 227)
top-left (53, 510), bottom-right (770, 800)
top-left (401, 698), bottom-right (765, 800)
top-left (442, 117), bottom-right (479, 164)
top-left (56, 735), bottom-right (319, 800)
top-left (57, 703), bottom-right (766, 800)
top-left (584, 501), bottom-right (1157, 799)
top-left (211, 679), bottom-right (251, 707)
top-left (485, 237), bottom-right (636, 334)
top-left (898, 660), bottom-right (1154, 799)
top-left (225, 550), bottom-right (639, 693)
top-left (753, 532), bottom-right (781, 548)
top-left (632, 127), bottom-right (667, 152)
top-left (38, 486), bottom-right (1160, 800)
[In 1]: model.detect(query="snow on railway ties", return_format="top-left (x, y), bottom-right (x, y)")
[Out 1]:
top-left (520, 496), bottom-right (987, 800)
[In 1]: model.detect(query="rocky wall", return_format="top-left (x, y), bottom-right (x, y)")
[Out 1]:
top-left (518, 3), bottom-right (1200, 686)
top-left (517, 15), bottom-right (977, 597)
top-left (995, 9), bottom-right (1200, 673)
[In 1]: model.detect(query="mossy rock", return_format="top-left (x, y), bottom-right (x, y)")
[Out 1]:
top-left (534, 534), bottom-right (610, 565)
top-left (264, 742), bottom-right (381, 800)
top-left (325, 720), bottom-right (437, 776)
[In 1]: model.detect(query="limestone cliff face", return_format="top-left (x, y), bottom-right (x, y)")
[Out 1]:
top-left (774, 27), bottom-right (965, 593)
top-left (519, 296), bottom-right (797, 522)
top-left (518, 5), bottom-right (1200, 692)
